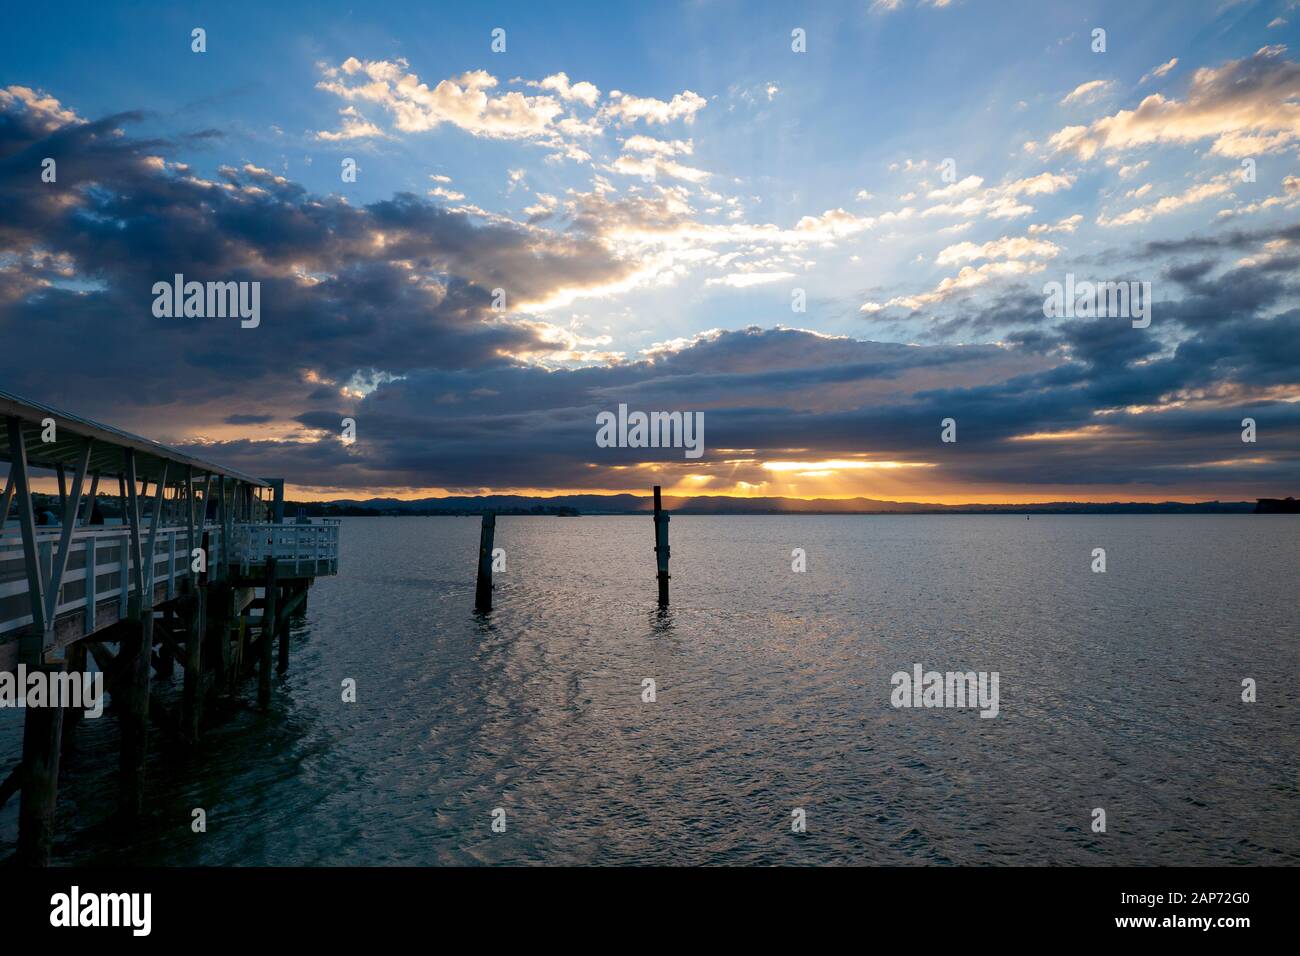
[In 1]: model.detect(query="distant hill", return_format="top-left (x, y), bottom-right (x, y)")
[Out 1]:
top-left (287, 493), bottom-right (1265, 516)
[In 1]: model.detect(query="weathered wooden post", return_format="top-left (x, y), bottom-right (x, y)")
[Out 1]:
top-left (61, 641), bottom-right (88, 758)
top-left (258, 556), bottom-right (278, 709)
top-left (119, 613), bottom-right (152, 819)
top-left (653, 486), bottom-right (670, 606)
top-left (157, 606), bottom-right (176, 678)
top-left (276, 582), bottom-right (293, 674)
top-left (17, 671), bottom-right (65, 865)
top-left (182, 594), bottom-right (204, 742)
top-left (475, 512), bottom-right (496, 613)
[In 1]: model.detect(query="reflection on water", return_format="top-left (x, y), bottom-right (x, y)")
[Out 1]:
top-left (1, 515), bottom-right (1297, 865)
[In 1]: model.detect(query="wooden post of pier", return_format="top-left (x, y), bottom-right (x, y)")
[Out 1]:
top-left (16, 668), bottom-right (65, 865)
top-left (475, 512), bottom-right (496, 613)
top-left (653, 486), bottom-right (670, 606)
top-left (61, 641), bottom-right (88, 758)
top-left (258, 557), bottom-right (278, 709)
top-left (157, 606), bottom-right (176, 678)
top-left (182, 593), bottom-right (205, 743)
top-left (119, 611), bottom-right (152, 819)
top-left (276, 583), bottom-right (292, 674)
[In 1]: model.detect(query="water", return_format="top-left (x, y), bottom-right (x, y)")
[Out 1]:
top-left (2, 515), bottom-right (1297, 865)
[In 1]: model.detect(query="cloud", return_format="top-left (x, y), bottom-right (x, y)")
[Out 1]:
top-left (609, 152), bottom-right (710, 183)
top-left (315, 105), bottom-right (387, 141)
top-left (1096, 175), bottom-right (1234, 226)
top-left (621, 135), bottom-right (693, 156)
top-left (705, 271), bottom-right (796, 287)
top-left (318, 59), bottom-right (568, 143)
top-left (0, 88), bottom-right (644, 431)
top-left (601, 89), bottom-right (707, 125)
top-left (4, 86), bottom-right (1297, 501)
top-left (862, 259), bottom-right (1048, 313)
top-left (1047, 46), bottom-right (1300, 159)
top-left (871, 0), bottom-right (957, 10)
top-left (1028, 214), bottom-right (1083, 234)
top-left (1114, 159), bottom-right (1150, 178)
top-left (935, 235), bottom-right (1060, 265)
top-left (1060, 79), bottom-right (1114, 105)
top-left (922, 172), bottom-right (1075, 220)
top-left (1139, 58), bottom-right (1179, 84)
top-left (532, 72), bottom-right (601, 107)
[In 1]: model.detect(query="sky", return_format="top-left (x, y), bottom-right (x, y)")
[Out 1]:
top-left (1, 0), bottom-right (1298, 503)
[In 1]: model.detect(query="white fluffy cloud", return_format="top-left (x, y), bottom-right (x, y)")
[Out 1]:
top-left (533, 72), bottom-right (601, 107)
top-left (1047, 46), bottom-right (1300, 159)
top-left (601, 89), bottom-right (707, 125)
top-left (318, 60), bottom-right (563, 139)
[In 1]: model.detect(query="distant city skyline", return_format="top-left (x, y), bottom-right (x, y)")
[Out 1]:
top-left (1, 0), bottom-right (1298, 503)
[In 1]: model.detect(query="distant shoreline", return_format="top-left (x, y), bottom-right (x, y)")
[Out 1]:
top-left (280, 495), bottom-right (1298, 518)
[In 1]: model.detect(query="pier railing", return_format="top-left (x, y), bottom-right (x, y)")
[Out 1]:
top-left (231, 519), bottom-right (340, 577)
top-left (0, 518), bottom-right (339, 639)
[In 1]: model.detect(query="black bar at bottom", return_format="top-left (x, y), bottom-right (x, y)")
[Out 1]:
top-left (0, 865), bottom-right (1282, 941)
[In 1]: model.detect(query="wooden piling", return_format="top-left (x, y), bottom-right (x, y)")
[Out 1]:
top-left (157, 606), bottom-right (176, 679)
top-left (16, 665), bottom-right (65, 866)
top-left (475, 512), bottom-right (496, 613)
top-left (118, 612), bottom-right (152, 819)
top-left (258, 558), bottom-right (278, 709)
top-left (61, 641), bottom-right (88, 758)
top-left (182, 592), bottom-right (204, 743)
top-left (276, 583), bottom-right (292, 674)
top-left (653, 486), bottom-right (670, 606)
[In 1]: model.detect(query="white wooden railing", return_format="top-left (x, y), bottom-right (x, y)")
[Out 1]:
top-left (0, 519), bottom-right (339, 638)
top-left (230, 519), bottom-right (340, 577)
top-left (0, 523), bottom-right (220, 638)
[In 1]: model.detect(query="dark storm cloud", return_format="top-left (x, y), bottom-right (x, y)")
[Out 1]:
top-left (0, 88), bottom-right (638, 428)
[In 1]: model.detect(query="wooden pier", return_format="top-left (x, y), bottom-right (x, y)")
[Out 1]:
top-left (0, 389), bottom-right (340, 865)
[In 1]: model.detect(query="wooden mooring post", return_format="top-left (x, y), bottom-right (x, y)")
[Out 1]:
top-left (475, 512), bottom-right (496, 613)
top-left (653, 485), bottom-right (670, 606)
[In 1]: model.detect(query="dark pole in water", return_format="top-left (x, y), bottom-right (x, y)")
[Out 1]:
top-left (653, 486), bottom-right (670, 606)
top-left (475, 512), bottom-right (496, 613)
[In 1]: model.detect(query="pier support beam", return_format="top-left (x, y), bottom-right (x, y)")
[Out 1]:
top-left (277, 583), bottom-right (294, 674)
top-left (258, 559), bottom-right (278, 709)
top-left (205, 580), bottom-right (231, 692)
top-left (182, 592), bottom-right (205, 743)
top-left (653, 486), bottom-right (670, 607)
top-left (16, 664), bottom-right (65, 866)
top-left (475, 513), bottom-right (495, 613)
top-left (157, 607), bottom-right (176, 679)
top-left (118, 612), bottom-right (152, 819)
top-left (61, 642), bottom-right (88, 758)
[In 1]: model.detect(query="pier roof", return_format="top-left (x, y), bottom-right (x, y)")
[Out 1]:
top-left (0, 388), bottom-right (268, 486)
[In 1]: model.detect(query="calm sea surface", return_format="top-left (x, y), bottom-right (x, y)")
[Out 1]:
top-left (2, 515), bottom-right (1298, 865)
